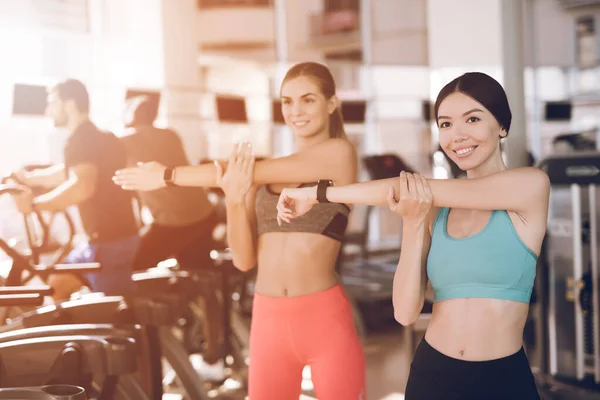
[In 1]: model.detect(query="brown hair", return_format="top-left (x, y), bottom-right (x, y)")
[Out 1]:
top-left (281, 62), bottom-right (346, 139)
top-left (126, 95), bottom-right (159, 126)
top-left (49, 79), bottom-right (90, 113)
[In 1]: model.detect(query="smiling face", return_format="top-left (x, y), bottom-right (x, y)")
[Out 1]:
top-left (280, 76), bottom-right (337, 140)
top-left (437, 91), bottom-right (507, 175)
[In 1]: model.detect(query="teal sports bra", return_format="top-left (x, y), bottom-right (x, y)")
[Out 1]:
top-left (426, 207), bottom-right (538, 304)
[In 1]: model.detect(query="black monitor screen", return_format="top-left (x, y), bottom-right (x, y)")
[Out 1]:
top-left (13, 84), bottom-right (48, 116)
top-left (341, 101), bottom-right (366, 123)
top-left (216, 95), bottom-right (247, 123)
top-left (363, 154), bottom-right (416, 179)
top-left (272, 99), bottom-right (284, 124)
top-left (544, 101), bottom-right (572, 121)
top-left (422, 100), bottom-right (432, 122)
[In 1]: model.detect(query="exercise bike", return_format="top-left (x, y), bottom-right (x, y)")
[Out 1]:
top-left (0, 175), bottom-right (250, 399)
top-left (0, 184), bottom-right (147, 399)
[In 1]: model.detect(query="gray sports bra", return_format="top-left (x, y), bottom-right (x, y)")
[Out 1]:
top-left (255, 184), bottom-right (350, 242)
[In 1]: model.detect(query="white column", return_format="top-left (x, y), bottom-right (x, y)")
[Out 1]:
top-left (426, 0), bottom-right (529, 168)
top-left (272, 0), bottom-right (294, 158)
top-left (501, 0), bottom-right (529, 168)
top-left (159, 0), bottom-right (207, 163)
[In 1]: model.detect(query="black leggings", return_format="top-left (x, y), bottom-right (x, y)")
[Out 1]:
top-left (405, 339), bottom-right (541, 400)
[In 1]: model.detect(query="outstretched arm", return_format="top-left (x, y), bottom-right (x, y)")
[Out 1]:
top-left (113, 139), bottom-right (357, 191)
top-left (279, 167), bottom-right (550, 217)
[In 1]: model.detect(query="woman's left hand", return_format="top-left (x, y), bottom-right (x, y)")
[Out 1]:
top-left (276, 186), bottom-right (318, 226)
top-left (215, 142), bottom-right (255, 204)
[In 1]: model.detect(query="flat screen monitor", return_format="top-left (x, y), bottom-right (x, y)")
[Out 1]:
top-left (341, 100), bottom-right (366, 123)
top-left (544, 101), bottom-right (572, 121)
top-left (216, 95), bottom-right (248, 123)
top-left (13, 84), bottom-right (48, 116)
top-left (422, 100), bottom-right (432, 122)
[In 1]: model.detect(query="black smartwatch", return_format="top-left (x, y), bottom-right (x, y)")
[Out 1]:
top-left (316, 179), bottom-right (333, 203)
top-left (163, 167), bottom-right (176, 187)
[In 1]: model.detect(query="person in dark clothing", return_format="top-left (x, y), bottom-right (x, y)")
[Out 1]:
top-left (119, 95), bottom-right (225, 381)
top-left (11, 79), bottom-right (139, 301)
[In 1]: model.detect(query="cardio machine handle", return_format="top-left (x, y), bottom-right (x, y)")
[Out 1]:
top-left (40, 263), bottom-right (101, 273)
top-left (0, 183), bottom-right (51, 260)
top-left (0, 293), bottom-right (44, 307)
top-left (0, 184), bottom-right (27, 196)
top-left (0, 285), bottom-right (54, 296)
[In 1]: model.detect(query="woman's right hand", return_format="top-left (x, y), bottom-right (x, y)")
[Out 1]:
top-left (387, 171), bottom-right (432, 227)
top-left (215, 142), bottom-right (255, 204)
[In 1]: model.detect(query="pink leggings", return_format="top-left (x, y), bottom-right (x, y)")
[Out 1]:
top-left (248, 284), bottom-right (366, 400)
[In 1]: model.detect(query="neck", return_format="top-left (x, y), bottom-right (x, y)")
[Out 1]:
top-left (67, 113), bottom-right (90, 136)
top-left (295, 128), bottom-right (330, 151)
top-left (466, 151), bottom-right (507, 179)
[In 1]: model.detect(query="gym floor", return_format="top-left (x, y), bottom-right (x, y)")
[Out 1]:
top-left (162, 322), bottom-right (600, 400)
top-left (162, 324), bottom-right (410, 400)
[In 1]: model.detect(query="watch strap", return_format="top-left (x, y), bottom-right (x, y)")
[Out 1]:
top-left (316, 179), bottom-right (333, 203)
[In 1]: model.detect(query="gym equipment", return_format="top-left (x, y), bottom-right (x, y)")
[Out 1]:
top-left (0, 290), bottom-right (137, 399)
top-left (1, 169), bottom-right (76, 267)
top-left (0, 184), bottom-right (159, 399)
top-left (340, 154), bottom-right (418, 333)
top-left (0, 189), bottom-right (146, 399)
top-left (209, 249), bottom-right (251, 381)
top-left (0, 247), bottom-right (209, 399)
top-left (0, 172), bottom-right (251, 399)
top-left (0, 385), bottom-right (87, 400)
top-left (542, 152), bottom-right (600, 391)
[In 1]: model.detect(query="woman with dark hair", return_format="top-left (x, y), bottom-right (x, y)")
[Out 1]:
top-left (113, 62), bottom-right (366, 399)
top-left (275, 72), bottom-right (548, 399)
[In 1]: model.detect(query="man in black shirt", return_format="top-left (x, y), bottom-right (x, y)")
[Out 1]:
top-left (12, 79), bottom-right (139, 300)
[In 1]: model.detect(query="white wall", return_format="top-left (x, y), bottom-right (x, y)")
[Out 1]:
top-left (427, 0), bottom-right (503, 68)
top-left (371, 0), bottom-right (428, 65)
top-left (197, 7), bottom-right (275, 48)
top-left (523, 0), bottom-right (574, 67)
top-left (286, 0), bottom-right (326, 62)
